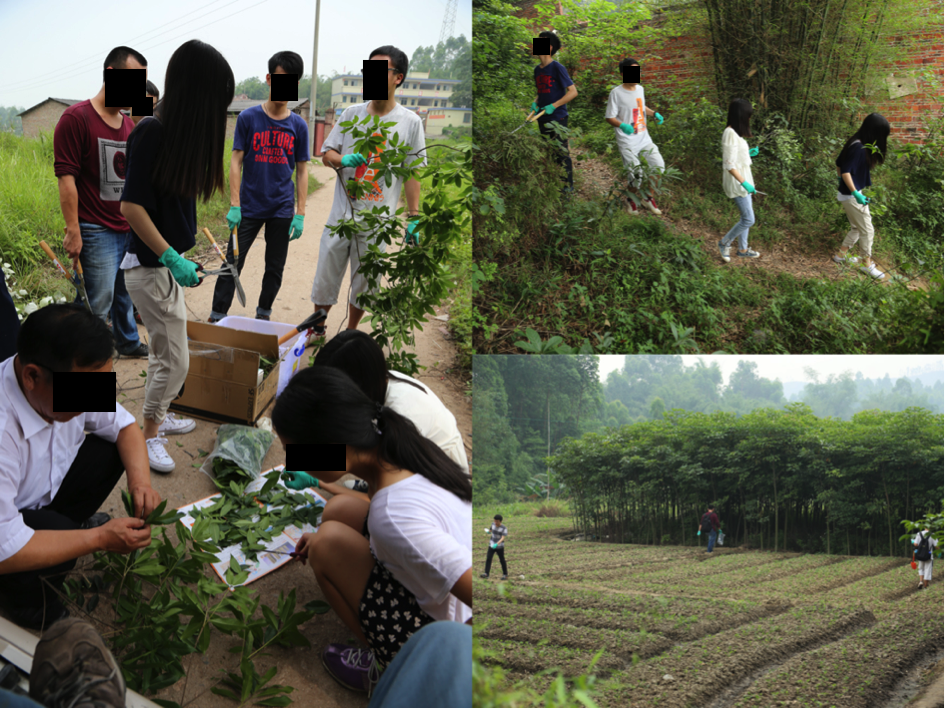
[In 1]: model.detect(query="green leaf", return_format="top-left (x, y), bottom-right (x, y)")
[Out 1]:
top-left (255, 697), bottom-right (293, 708)
top-left (304, 599), bottom-right (331, 615)
top-left (211, 686), bottom-right (239, 700)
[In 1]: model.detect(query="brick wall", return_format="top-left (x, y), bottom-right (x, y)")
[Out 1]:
top-left (514, 1), bottom-right (943, 143)
top-left (21, 101), bottom-right (70, 139)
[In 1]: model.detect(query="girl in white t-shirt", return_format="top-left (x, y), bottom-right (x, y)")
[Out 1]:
top-left (272, 366), bottom-right (472, 695)
top-left (719, 99), bottom-right (762, 262)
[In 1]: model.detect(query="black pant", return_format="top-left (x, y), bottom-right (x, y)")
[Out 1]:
top-left (210, 216), bottom-right (292, 317)
top-left (0, 435), bottom-right (125, 611)
top-left (538, 115), bottom-right (574, 193)
top-left (0, 267), bottom-right (20, 361)
top-left (484, 546), bottom-right (507, 576)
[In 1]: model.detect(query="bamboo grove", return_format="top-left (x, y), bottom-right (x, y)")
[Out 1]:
top-left (550, 405), bottom-right (943, 557)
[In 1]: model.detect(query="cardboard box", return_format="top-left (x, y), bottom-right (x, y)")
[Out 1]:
top-left (169, 321), bottom-right (283, 425)
top-left (214, 316), bottom-right (307, 398)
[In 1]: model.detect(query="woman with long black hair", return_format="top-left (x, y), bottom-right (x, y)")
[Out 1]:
top-left (272, 367), bottom-right (472, 695)
top-left (718, 98), bottom-right (762, 262)
top-left (119, 40), bottom-right (235, 473)
top-left (831, 113), bottom-right (890, 279)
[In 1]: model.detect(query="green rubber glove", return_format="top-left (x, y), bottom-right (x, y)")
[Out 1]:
top-left (226, 206), bottom-right (241, 230)
top-left (698, 530), bottom-right (702, 536)
top-left (741, 181), bottom-right (757, 195)
top-left (531, 101), bottom-right (540, 114)
top-left (289, 214), bottom-right (304, 241)
top-left (852, 190), bottom-right (870, 205)
top-left (405, 216), bottom-right (420, 247)
top-left (619, 122), bottom-right (635, 135)
top-left (749, 147), bottom-right (759, 157)
top-left (341, 153), bottom-right (368, 168)
top-left (158, 247), bottom-right (200, 287)
top-left (490, 542), bottom-right (497, 549)
top-left (282, 471), bottom-right (319, 490)
top-left (543, 104), bottom-right (555, 115)
top-left (655, 112), bottom-right (664, 125)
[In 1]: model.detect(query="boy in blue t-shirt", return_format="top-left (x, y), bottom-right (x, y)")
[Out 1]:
top-left (210, 50), bottom-right (311, 322)
top-left (532, 31), bottom-right (578, 194)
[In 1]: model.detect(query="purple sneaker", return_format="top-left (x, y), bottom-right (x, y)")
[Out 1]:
top-left (322, 643), bottom-right (381, 695)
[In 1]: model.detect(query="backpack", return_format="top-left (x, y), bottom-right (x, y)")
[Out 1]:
top-left (701, 512), bottom-right (714, 533)
top-left (915, 532), bottom-right (933, 562)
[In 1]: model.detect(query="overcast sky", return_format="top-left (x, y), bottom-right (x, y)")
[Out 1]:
top-left (598, 355), bottom-right (945, 386)
top-left (0, 0), bottom-right (471, 109)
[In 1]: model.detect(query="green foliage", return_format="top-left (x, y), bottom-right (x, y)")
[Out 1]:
top-left (0, 106), bottom-right (23, 136)
top-left (899, 500), bottom-right (944, 548)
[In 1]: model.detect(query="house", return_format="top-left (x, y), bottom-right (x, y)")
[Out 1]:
top-left (17, 98), bottom-right (80, 138)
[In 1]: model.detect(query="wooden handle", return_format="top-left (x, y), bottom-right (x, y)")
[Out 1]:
top-left (39, 240), bottom-right (69, 278)
top-left (277, 310), bottom-right (327, 346)
top-left (74, 258), bottom-right (84, 276)
top-left (527, 111), bottom-right (542, 123)
top-left (231, 226), bottom-right (239, 260)
top-left (201, 227), bottom-right (228, 264)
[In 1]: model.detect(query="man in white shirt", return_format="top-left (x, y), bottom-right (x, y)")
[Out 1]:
top-left (0, 304), bottom-right (159, 630)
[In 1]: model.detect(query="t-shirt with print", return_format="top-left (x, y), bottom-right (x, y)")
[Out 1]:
top-left (605, 84), bottom-right (650, 149)
top-left (233, 105), bottom-right (310, 219)
top-left (368, 474), bottom-right (472, 624)
top-left (120, 117), bottom-right (197, 268)
top-left (322, 102), bottom-right (426, 238)
top-left (489, 523), bottom-right (508, 550)
top-left (53, 100), bottom-right (135, 232)
top-left (835, 139), bottom-right (872, 201)
top-left (534, 61), bottom-right (574, 123)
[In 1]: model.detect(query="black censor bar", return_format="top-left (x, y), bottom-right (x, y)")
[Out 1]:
top-left (52, 372), bottom-right (117, 412)
top-left (285, 443), bottom-right (346, 472)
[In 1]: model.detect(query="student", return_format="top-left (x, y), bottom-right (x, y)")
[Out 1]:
top-left (718, 98), bottom-right (762, 261)
top-left (913, 527), bottom-right (937, 590)
top-left (272, 367), bottom-right (472, 694)
top-left (831, 113), bottom-right (890, 279)
top-left (0, 304), bottom-right (158, 630)
top-left (604, 58), bottom-right (666, 215)
top-left (532, 30), bottom-right (577, 194)
top-left (54, 46), bottom-right (149, 359)
top-left (119, 40), bottom-right (235, 473)
top-left (210, 51), bottom-right (311, 323)
top-left (311, 45), bottom-right (425, 334)
top-left (480, 514), bottom-right (508, 580)
top-left (699, 504), bottom-right (720, 553)
top-left (131, 80), bottom-right (160, 125)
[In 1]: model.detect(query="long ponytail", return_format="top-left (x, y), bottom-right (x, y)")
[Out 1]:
top-left (272, 367), bottom-right (471, 503)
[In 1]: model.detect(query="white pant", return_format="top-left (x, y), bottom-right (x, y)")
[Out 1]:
top-left (840, 200), bottom-right (875, 258)
top-left (618, 131), bottom-right (666, 189)
top-left (310, 226), bottom-right (388, 308)
top-left (918, 559), bottom-right (933, 581)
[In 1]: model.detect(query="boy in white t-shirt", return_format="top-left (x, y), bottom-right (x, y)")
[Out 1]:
top-left (913, 528), bottom-right (937, 590)
top-left (604, 58), bottom-right (666, 216)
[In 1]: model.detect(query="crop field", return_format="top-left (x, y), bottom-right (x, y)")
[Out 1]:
top-left (474, 513), bottom-right (944, 708)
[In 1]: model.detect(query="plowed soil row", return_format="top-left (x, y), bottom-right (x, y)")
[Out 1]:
top-left (578, 552), bottom-right (798, 586)
top-left (753, 558), bottom-right (904, 600)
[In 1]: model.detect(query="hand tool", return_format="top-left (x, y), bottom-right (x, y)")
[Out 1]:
top-left (276, 309), bottom-right (328, 346)
top-left (510, 110), bottom-right (541, 135)
top-left (263, 548), bottom-right (305, 558)
top-left (201, 227), bottom-right (246, 307)
top-left (39, 239), bottom-right (92, 313)
top-left (59, 228), bottom-right (92, 310)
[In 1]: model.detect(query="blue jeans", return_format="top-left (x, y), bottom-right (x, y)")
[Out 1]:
top-left (721, 195), bottom-right (754, 252)
top-left (369, 621), bottom-right (472, 708)
top-left (707, 529), bottom-right (717, 552)
top-left (75, 222), bottom-right (140, 353)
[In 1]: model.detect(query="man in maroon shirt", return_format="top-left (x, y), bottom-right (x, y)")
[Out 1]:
top-left (699, 504), bottom-right (721, 553)
top-left (54, 46), bottom-right (149, 358)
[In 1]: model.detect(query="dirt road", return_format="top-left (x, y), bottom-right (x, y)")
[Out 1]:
top-left (40, 161), bottom-right (468, 708)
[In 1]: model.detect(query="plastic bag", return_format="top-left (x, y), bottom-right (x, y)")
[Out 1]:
top-left (200, 424), bottom-right (274, 485)
top-left (717, 529), bottom-right (726, 546)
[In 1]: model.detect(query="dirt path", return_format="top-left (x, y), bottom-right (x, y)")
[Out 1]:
top-left (909, 658), bottom-right (945, 708)
top-left (33, 162), bottom-right (469, 708)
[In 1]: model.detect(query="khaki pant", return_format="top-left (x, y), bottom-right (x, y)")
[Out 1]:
top-left (839, 199), bottom-right (874, 258)
top-left (123, 266), bottom-right (189, 424)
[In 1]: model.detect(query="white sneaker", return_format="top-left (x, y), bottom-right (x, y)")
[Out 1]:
top-left (832, 254), bottom-right (860, 264)
top-left (158, 412), bottom-right (195, 435)
top-left (718, 240), bottom-right (731, 263)
top-left (626, 200), bottom-right (641, 217)
top-left (643, 197), bottom-right (662, 215)
top-left (861, 264), bottom-right (885, 279)
top-left (146, 437), bottom-right (175, 474)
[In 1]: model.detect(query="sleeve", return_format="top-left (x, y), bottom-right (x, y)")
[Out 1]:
top-left (233, 111), bottom-right (250, 153)
top-left (322, 108), bottom-right (353, 155)
top-left (53, 111), bottom-right (84, 179)
top-left (295, 116), bottom-right (310, 163)
top-left (0, 431), bottom-right (34, 563)
top-left (556, 62), bottom-right (575, 89)
top-left (836, 143), bottom-right (859, 174)
top-left (120, 120), bottom-right (161, 211)
top-left (604, 89), bottom-right (619, 120)
top-left (721, 129), bottom-right (740, 172)
top-left (408, 116), bottom-right (427, 169)
top-left (914, 533), bottom-right (921, 545)
top-left (82, 403), bottom-right (136, 443)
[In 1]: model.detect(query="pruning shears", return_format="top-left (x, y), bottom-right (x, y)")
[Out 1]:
top-left (40, 239), bottom-right (92, 313)
top-left (510, 110), bottom-right (541, 135)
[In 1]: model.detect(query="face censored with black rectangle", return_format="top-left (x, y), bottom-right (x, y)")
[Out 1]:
top-left (533, 37), bottom-right (550, 55)
top-left (270, 73), bottom-right (299, 101)
top-left (362, 59), bottom-right (389, 100)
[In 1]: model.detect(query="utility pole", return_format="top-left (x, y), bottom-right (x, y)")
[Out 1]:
top-left (308, 0), bottom-right (321, 157)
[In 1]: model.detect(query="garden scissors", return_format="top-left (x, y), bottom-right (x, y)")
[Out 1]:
top-left (200, 227), bottom-right (246, 307)
top-left (510, 110), bottom-right (541, 135)
top-left (39, 239), bottom-right (92, 313)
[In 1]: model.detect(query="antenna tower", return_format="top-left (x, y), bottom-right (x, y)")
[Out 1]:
top-left (439, 0), bottom-right (457, 44)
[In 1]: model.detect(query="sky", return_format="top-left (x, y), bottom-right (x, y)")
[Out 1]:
top-left (598, 355), bottom-right (945, 387)
top-left (0, 0), bottom-right (472, 110)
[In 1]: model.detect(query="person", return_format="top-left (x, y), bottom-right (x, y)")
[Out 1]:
top-left (0, 265), bottom-right (19, 361)
top-left (831, 113), bottom-right (890, 279)
top-left (480, 514), bottom-right (508, 580)
top-left (913, 527), bottom-right (937, 590)
top-left (209, 51), bottom-right (311, 324)
top-left (119, 39), bottom-right (234, 473)
top-left (131, 80), bottom-right (160, 125)
top-left (271, 367), bottom-right (472, 695)
top-left (311, 45), bottom-right (426, 334)
top-left (532, 30), bottom-right (577, 195)
top-left (54, 46), bottom-right (150, 359)
top-left (699, 504), bottom-right (720, 553)
top-left (718, 98), bottom-right (762, 261)
top-left (0, 304), bottom-right (158, 630)
top-left (604, 58), bottom-right (666, 216)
